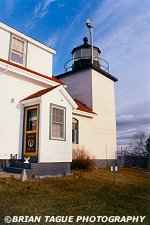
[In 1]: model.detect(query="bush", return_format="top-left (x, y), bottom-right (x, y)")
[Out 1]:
top-left (71, 147), bottom-right (95, 171)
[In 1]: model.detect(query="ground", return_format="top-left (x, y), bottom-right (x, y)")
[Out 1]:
top-left (0, 168), bottom-right (149, 225)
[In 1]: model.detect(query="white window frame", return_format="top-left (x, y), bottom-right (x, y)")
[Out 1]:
top-left (10, 35), bottom-right (27, 66)
top-left (50, 104), bottom-right (66, 141)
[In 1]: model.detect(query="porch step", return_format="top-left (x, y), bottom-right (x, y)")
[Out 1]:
top-left (4, 167), bottom-right (24, 174)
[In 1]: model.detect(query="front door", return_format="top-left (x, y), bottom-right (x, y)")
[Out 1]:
top-left (23, 105), bottom-right (39, 158)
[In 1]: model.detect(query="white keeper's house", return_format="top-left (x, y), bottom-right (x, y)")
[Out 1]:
top-left (0, 21), bottom-right (118, 177)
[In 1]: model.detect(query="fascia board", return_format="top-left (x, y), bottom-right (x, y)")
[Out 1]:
top-left (0, 61), bottom-right (59, 86)
top-left (20, 97), bottom-right (41, 105)
top-left (73, 110), bottom-right (96, 118)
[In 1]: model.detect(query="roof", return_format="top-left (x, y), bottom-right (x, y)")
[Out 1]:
top-left (21, 86), bottom-right (96, 115)
top-left (21, 85), bottom-right (60, 101)
top-left (56, 65), bottom-right (118, 82)
top-left (21, 85), bottom-right (77, 109)
top-left (0, 58), bottom-right (64, 85)
top-left (74, 99), bottom-right (96, 114)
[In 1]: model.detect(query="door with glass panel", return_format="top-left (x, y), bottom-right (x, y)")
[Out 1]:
top-left (23, 105), bottom-right (39, 157)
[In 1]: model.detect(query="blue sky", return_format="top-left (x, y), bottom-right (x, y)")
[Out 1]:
top-left (0, 0), bottom-right (150, 145)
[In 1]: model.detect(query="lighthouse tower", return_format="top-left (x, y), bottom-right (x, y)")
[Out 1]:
top-left (57, 21), bottom-right (118, 167)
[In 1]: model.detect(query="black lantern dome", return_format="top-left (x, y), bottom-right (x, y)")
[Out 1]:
top-left (71, 37), bottom-right (101, 71)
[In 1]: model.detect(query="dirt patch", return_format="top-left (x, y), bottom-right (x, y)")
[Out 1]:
top-left (0, 172), bottom-right (21, 180)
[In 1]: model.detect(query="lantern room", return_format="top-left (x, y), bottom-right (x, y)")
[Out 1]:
top-left (71, 37), bottom-right (101, 71)
top-left (64, 20), bottom-right (109, 73)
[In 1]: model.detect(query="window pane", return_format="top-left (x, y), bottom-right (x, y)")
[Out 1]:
top-left (12, 37), bottom-right (24, 52)
top-left (73, 49), bottom-right (81, 60)
top-left (27, 109), bottom-right (37, 131)
top-left (11, 51), bottom-right (23, 64)
top-left (11, 36), bottom-right (26, 65)
top-left (72, 119), bottom-right (78, 144)
top-left (51, 106), bottom-right (65, 139)
top-left (82, 49), bottom-right (91, 58)
top-left (52, 114), bottom-right (55, 121)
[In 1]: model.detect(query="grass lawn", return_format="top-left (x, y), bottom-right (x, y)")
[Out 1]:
top-left (0, 168), bottom-right (149, 225)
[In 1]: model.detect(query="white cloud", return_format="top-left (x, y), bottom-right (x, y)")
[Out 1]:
top-left (33, 0), bottom-right (56, 19)
top-left (117, 113), bottom-right (150, 145)
top-left (117, 114), bottom-right (150, 123)
top-left (45, 34), bottom-right (58, 48)
top-left (93, 4), bottom-right (150, 71)
top-left (25, 0), bottom-right (56, 31)
top-left (33, 2), bottom-right (41, 18)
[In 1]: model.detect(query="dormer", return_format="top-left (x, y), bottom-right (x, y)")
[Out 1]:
top-left (0, 22), bottom-right (56, 77)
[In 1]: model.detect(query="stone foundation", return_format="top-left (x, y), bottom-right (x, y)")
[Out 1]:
top-left (26, 162), bottom-right (71, 177)
top-left (94, 159), bottom-right (117, 168)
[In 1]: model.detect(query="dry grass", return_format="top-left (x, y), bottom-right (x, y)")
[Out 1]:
top-left (0, 168), bottom-right (149, 225)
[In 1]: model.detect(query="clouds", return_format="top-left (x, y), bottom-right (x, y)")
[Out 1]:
top-left (117, 114), bottom-right (150, 129)
top-left (33, 0), bottom-right (56, 19)
top-left (92, 0), bottom-right (150, 70)
top-left (117, 113), bottom-right (150, 144)
top-left (88, 0), bottom-right (150, 145)
top-left (46, 34), bottom-right (59, 48)
top-left (25, 0), bottom-right (56, 31)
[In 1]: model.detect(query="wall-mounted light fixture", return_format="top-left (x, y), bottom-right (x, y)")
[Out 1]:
top-left (11, 98), bottom-right (14, 103)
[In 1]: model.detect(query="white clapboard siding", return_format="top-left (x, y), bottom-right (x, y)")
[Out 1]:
top-left (0, 28), bottom-right (10, 60)
top-left (0, 71), bottom-right (49, 159)
top-left (60, 69), bottom-right (93, 109)
top-left (61, 68), bottom-right (117, 160)
top-left (39, 88), bottom-right (73, 163)
top-left (27, 43), bottom-right (53, 77)
top-left (91, 69), bottom-right (117, 159)
top-left (0, 23), bottom-right (54, 77)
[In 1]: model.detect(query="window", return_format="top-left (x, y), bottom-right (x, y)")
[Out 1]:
top-left (27, 108), bottom-right (37, 131)
top-left (10, 36), bottom-right (26, 65)
top-left (50, 105), bottom-right (66, 140)
top-left (72, 118), bottom-right (78, 144)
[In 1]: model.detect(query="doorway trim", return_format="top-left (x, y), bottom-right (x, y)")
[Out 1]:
top-left (23, 105), bottom-right (39, 158)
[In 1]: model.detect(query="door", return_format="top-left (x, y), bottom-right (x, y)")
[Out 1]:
top-left (23, 105), bottom-right (39, 157)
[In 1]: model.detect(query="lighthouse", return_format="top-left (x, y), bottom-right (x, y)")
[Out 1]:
top-left (57, 20), bottom-right (118, 167)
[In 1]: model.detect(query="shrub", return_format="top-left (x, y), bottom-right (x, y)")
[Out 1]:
top-left (71, 146), bottom-right (95, 171)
